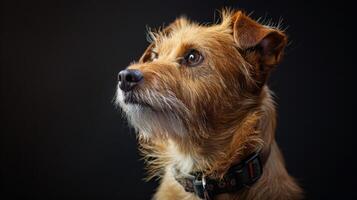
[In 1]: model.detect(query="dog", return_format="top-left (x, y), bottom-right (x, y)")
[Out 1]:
top-left (115, 9), bottom-right (303, 200)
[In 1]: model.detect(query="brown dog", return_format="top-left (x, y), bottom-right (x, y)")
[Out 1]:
top-left (115, 9), bottom-right (303, 200)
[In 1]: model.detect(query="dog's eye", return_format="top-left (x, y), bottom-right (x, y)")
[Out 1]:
top-left (182, 49), bottom-right (203, 67)
top-left (151, 51), bottom-right (158, 61)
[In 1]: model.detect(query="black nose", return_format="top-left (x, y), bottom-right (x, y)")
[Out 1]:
top-left (118, 69), bottom-right (143, 92)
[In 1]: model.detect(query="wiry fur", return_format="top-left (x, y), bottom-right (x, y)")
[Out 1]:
top-left (115, 9), bottom-right (303, 200)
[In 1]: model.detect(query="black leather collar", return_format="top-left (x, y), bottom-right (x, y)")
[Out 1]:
top-left (174, 151), bottom-right (264, 200)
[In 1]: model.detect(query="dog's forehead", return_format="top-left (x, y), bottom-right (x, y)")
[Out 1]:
top-left (155, 23), bottom-right (232, 53)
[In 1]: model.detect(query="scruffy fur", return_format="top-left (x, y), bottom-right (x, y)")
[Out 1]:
top-left (115, 9), bottom-right (303, 200)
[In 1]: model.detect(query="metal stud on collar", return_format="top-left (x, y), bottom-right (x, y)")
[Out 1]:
top-left (202, 175), bottom-right (212, 200)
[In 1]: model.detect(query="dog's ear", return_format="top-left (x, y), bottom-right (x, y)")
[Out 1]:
top-left (232, 11), bottom-right (287, 69)
top-left (140, 17), bottom-right (189, 63)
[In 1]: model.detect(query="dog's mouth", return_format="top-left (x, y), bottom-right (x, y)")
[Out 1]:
top-left (116, 86), bottom-right (189, 118)
top-left (123, 91), bottom-right (153, 108)
top-left (116, 87), bottom-right (190, 137)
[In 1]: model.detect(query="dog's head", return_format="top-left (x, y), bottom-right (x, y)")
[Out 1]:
top-left (115, 10), bottom-right (287, 142)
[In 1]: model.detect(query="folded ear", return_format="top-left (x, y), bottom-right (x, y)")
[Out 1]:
top-left (232, 11), bottom-right (287, 68)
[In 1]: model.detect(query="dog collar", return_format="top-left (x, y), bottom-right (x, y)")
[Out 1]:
top-left (174, 151), bottom-right (265, 200)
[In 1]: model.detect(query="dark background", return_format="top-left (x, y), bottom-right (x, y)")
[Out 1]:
top-left (0, 0), bottom-right (355, 199)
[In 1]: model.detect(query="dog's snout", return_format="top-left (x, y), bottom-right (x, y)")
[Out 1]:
top-left (118, 69), bottom-right (143, 92)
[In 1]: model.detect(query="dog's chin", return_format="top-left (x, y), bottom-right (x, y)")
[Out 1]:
top-left (122, 93), bottom-right (153, 109)
top-left (115, 89), bottom-right (154, 115)
top-left (115, 89), bottom-right (187, 139)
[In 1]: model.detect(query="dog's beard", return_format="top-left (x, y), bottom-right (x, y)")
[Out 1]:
top-left (115, 87), bottom-right (189, 139)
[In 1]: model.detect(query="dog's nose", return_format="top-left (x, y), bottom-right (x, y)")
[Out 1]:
top-left (118, 69), bottom-right (143, 92)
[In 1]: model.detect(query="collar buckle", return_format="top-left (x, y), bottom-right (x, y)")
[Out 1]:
top-left (192, 175), bottom-right (208, 199)
top-left (175, 151), bottom-right (265, 199)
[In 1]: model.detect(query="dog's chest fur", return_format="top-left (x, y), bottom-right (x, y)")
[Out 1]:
top-left (167, 142), bottom-right (195, 174)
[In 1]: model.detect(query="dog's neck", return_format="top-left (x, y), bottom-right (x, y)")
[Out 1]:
top-left (172, 87), bottom-right (275, 177)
